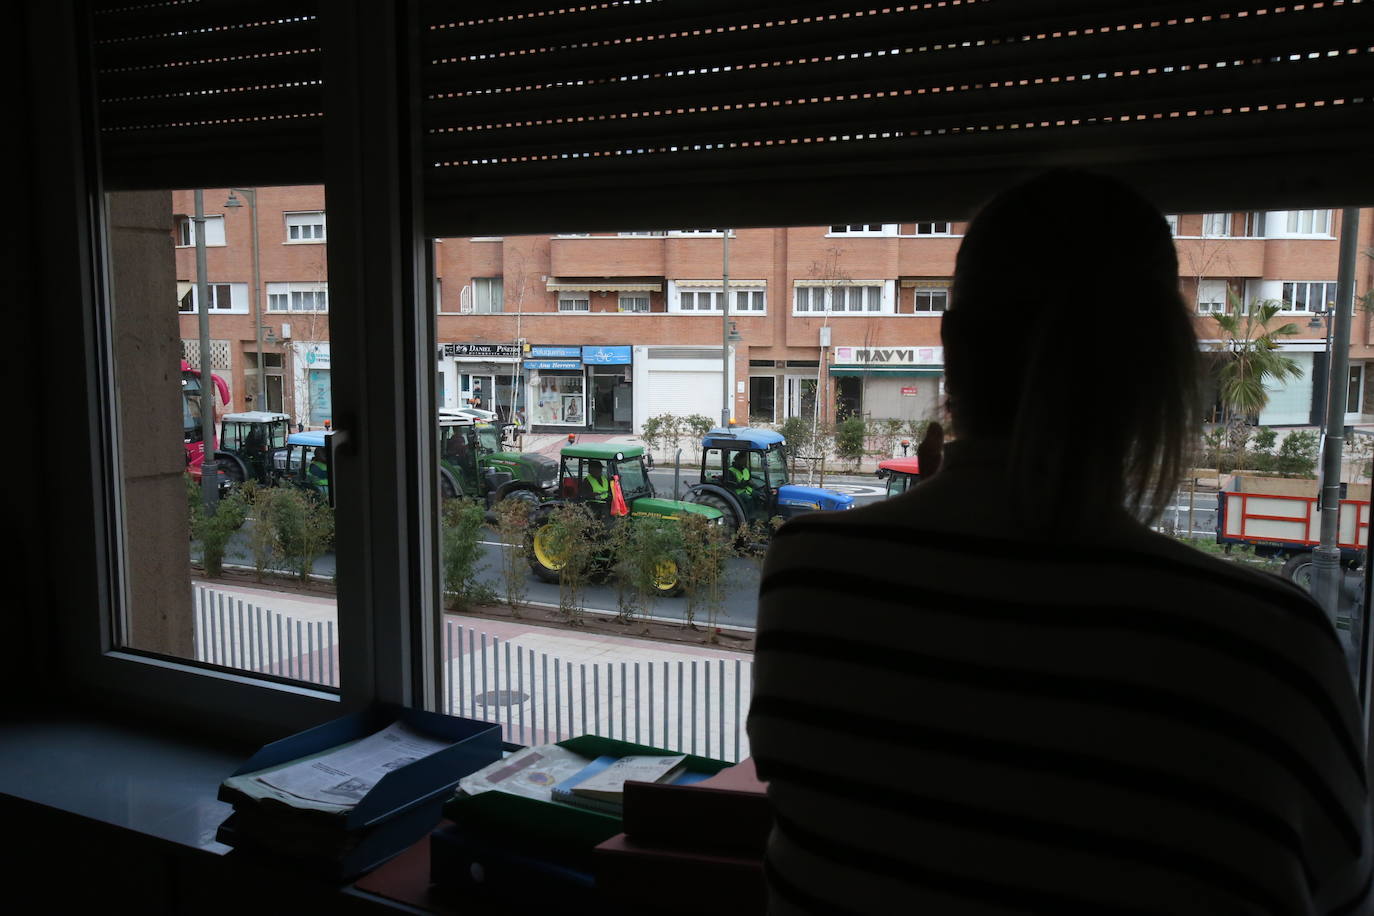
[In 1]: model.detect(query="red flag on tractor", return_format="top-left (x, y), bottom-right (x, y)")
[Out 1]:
top-left (609, 475), bottom-right (630, 516)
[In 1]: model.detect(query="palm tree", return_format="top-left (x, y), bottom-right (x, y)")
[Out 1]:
top-left (1210, 291), bottom-right (1303, 468)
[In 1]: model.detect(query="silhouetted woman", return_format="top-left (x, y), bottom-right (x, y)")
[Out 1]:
top-left (748, 171), bottom-right (1372, 915)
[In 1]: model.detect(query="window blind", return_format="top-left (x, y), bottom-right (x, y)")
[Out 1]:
top-left (90, 2), bottom-right (1374, 226)
top-left (91, 0), bottom-right (325, 191)
top-left (418, 0), bottom-right (1374, 235)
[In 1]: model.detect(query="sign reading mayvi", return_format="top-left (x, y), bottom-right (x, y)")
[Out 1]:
top-left (833, 346), bottom-right (943, 365)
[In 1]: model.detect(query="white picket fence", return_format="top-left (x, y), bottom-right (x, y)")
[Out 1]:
top-left (192, 585), bottom-right (752, 762)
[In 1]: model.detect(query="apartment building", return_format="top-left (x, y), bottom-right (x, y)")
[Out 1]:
top-left (177, 188), bottom-right (1374, 434)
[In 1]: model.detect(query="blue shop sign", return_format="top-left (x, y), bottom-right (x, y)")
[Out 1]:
top-left (523, 360), bottom-right (582, 370)
top-left (581, 345), bottom-right (632, 365)
top-left (529, 345), bottom-right (582, 359)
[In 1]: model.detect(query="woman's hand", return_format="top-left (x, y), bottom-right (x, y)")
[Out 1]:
top-left (917, 421), bottom-right (944, 480)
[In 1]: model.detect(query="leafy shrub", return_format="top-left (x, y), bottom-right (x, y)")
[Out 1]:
top-left (1276, 430), bottom-right (1319, 478)
top-left (270, 487), bottom-right (335, 584)
top-left (540, 502), bottom-right (599, 624)
top-left (187, 475), bottom-right (248, 578)
top-left (493, 496), bottom-right (532, 613)
top-left (678, 512), bottom-right (732, 636)
top-left (833, 416), bottom-right (867, 468)
top-left (441, 498), bottom-right (494, 611)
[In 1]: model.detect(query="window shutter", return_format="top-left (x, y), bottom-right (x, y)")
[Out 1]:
top-left (419, 0), bottom-right (1374, 236)
top-left (91, 0), bottom-right (325, 191)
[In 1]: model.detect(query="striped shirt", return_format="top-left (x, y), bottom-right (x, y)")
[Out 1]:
top-left (747, 440), bottom-right (1372, 915)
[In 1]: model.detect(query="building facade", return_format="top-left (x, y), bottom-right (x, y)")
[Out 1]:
top-left (177, 188), bottom-right (1374, 434)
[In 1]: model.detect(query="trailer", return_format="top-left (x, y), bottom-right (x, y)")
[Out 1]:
top-left (1216, 474), bottom-right (1369, 583)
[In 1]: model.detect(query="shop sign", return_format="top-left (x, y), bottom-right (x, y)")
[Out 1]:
top-left (524, 360), bottom-right (582, 370)
top-left (901, 386), bottom-right (919, 396)
top-left (439, 342), bottom-right (521, 359)
top-left (581, 345), bottom-right (632, 365)
top-left (529, 345), bottom-right (582, 359)
top-left (833, 346), bottom-right (942, 365)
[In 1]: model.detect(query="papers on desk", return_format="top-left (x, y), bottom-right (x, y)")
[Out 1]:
top-left (223, 722), bottom-right (452, 815)
top-left (457, 744), bottom-right (593, 801)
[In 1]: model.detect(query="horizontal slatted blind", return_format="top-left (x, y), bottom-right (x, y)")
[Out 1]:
top-left (91, 0), bottom-right (325, 191)
top-left (420, 0), bottom-right (1374, 235)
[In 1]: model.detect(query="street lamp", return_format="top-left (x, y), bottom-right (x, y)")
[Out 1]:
top-left (1309, 303), bottom-right (1335, 440)
top-left (224, 188), bottom-right (264, 412)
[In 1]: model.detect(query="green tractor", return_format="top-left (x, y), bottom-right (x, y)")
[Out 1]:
top-left (525, 441), bottom-right (725, 596)
top-left (438, 411), bottom-right (557, 508)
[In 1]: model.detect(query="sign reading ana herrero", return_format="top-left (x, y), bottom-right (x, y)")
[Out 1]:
top-left (439, 342), bottom-right (521, 359)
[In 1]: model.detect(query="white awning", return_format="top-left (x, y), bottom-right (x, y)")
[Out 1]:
top-left (545, 280), bottom-right (662, 292)
top-left (899, 278), bottom-right (952, 288)
top-left (794, 278), bottom-right (883, 287)
top-left (177, 281), bottom-right (194, 300)
top-left (673, 279), bottom-right (767, 288)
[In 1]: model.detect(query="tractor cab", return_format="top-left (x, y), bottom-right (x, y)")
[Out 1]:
top-left (216, 411), bottom-right (292, 486)
top-left (876, 456), bottom-right (921, 498)
top-left (687, 427), bottom-right (854, 534)
top-left (555, 443), bottom-right (654, 513)
top-left (277, 429), bottom-right (333, 502)
top-left (438, 410), bottom-right (556, 504)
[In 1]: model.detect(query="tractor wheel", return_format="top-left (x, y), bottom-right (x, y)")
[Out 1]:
top-left (685, 490), bottom-right (739, 537)
top-left (1281, 552), bottom-right (1315, 588)
top-left (440, 472), bottom-right (458, 500)
top-left (649, 556), bottom-right (683, 597)
top-left (215, 453), bottom-right (247, 493)
top-left (499, 488), bottom-right (541, 511)
top-left (526, 521), bottom-right (565, 584)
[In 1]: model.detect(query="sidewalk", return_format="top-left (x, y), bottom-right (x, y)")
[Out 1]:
top-left (191, 581), bottom-right (754, 762)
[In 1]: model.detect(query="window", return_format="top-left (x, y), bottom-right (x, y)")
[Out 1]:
top-left (1201, 213), bottom-right (1231, 237)
top-left (284, 210), bottom-right (326, 242)
top-left (794, 283), bottom-right (887, 314)
top-left (558, 294), bottom-right (590, 312)
top-left (1197, 279), bottom-right (1230, 315)
top-left (266, 281), bottom-right (329, 312)
top-left (618, 294), bottom-right (650, 312)
top-left (671, 285), bottom-right (766, 314)
top-left (678, 290), bottom-right (721, 311)
top-left (472, 277), bottom-right (503, 313)
top-left (1349, 364), bottom-right (1365, 416)
top-left (669, 229), bottom-right (729, 236)
top-left (1285, 209), bottom-right (1333, 236)
top-left (178, 281), bottom-right (246, 313)
top-left (1164, 214), bottom-right (1179, 236)
top-left (174, 214), bottom-right (225, 247)
top-left (912, 287), bottom-right (949, 313)
top-left (616, 230), bottom-right (666, 237)
top-left (1281, 281), bottom-right (1338, 313)
top-left (828, 224), bottom-right (895, 236)
top-left (913, 221), bottom-right (951, 235)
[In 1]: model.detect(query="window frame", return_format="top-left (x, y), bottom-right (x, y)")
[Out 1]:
top-left (284, 209), bottom-right (327, 243)
top-left (668, 283), bottom-right (767, 315)
top-left (793, 281), bottom-right (892, 315)
top-left (472, 276), bottom-right (504, 314)
top-left (1280, 280), bottom-right (1339, 315)
top-left (826, 223), bottom-right (896, 236)
top-left (266, 281), bottom-right (330, 313)
top-left (174, 213), bottom-right (226, 248)
top-left (558, 294), bottom-right (591, 312)
top-left (179, 281), bottom-right (248, 314)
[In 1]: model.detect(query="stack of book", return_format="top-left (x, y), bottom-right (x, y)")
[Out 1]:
top-left (216, 705), bottom-right (501, 882)
top-left (593, 756), bottom-right (772, 915)
top-left (434, 736), bottom-right (733, 904)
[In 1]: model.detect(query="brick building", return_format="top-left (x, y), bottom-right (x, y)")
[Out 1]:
top-left (177, 187), bottom-right (1374, 434)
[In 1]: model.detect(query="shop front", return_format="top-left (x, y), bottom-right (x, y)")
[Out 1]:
top-left (437, 342), bottom-right (524, 424)
top-left (526, 345), bottom-right (635, 431)
top-left (828, 345), bottom-right (945, 422)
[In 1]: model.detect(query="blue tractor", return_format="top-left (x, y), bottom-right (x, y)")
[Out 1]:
top-left (683, 427), bottom-right (854, 536)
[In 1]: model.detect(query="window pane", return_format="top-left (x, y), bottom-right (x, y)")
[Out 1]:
top-left (111, 186), bottom-right (340, 689)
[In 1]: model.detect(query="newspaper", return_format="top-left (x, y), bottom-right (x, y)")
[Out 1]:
top-left (223, 722), bottom-right (452, 814)
top-left (457, 744), bottom-right (592, 802)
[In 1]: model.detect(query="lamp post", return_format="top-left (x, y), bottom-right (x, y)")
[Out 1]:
top-left (1308, 303), bottom-right (1336, 444)
top-left (224, 188), bottom-right (264, 411)
top-left (721, 229), bottom-right (731, 428)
